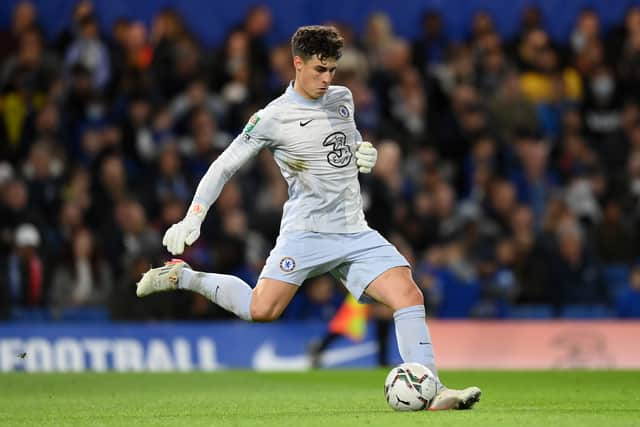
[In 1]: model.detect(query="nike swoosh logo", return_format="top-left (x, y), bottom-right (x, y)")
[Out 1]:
top-left (396, 395), bottom-right (411, 406)
top-left (252, 341), bottom-right (379, 371)
top-left (299, 120), bottom-right (313, 126)
top-left (214, 285), bottom-right (220, 302)
top-left (419, 342), bottom-right (431, 345)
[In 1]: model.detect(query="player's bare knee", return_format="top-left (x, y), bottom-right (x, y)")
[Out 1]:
top-left (397, 283), bottom-right (424, 309)
top-left (250, 303), bottom-right (282, 322)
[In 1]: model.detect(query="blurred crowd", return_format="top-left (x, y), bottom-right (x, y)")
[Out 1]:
top-left (2, 1), bottom-right (640, 322)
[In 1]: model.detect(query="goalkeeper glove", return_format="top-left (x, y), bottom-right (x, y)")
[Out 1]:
top-left (162, 203), bottom-right (206, 255)
top-left (355, 141), bottom-right (377, 173)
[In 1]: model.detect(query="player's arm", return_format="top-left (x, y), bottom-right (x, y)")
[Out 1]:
top-left (163, 113), bottom-right (273, 255)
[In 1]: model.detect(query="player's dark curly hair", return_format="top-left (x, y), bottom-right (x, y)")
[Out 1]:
top-left (291, 25), bottom-right (344, 61)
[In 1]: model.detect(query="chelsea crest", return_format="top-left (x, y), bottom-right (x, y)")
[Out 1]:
top-left (279, 256), bottom-right (296, 272)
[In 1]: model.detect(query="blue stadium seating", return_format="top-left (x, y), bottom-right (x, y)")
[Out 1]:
top-left (437, 279), bottom-right (481, 318)
top-left (602, 264), bottom-right (631, 301)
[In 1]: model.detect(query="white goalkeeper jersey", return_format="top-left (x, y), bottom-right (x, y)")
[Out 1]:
top-left (191, 83), bottom-right (370, 234)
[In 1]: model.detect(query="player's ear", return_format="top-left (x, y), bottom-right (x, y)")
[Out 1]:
top-left (293, 55), bottom-right (304, 72)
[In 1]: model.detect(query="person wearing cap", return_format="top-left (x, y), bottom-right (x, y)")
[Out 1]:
top-left (0, 223), bottom-right (44, 318)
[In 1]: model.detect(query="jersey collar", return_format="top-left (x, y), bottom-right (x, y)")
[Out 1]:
top-left (286, 81), bottom-right (325, 106)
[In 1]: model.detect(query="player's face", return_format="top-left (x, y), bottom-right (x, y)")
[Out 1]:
top-left (294, 54), bottom-right (337, 99)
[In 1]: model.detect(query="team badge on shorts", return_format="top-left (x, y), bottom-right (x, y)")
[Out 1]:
top-left (279, 256), bottom-right (296, 272)
top-left (337, 104), bottom-right (350, 119)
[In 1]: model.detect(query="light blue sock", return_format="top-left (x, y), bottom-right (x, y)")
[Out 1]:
top-left (179, 268), bottom-right (253, 321)
top-left (393, 305), bottom-right (439, 380)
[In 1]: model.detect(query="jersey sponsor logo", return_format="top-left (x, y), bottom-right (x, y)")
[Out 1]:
top-left (322, 132), bottom-right (352, 168)
top-left (337, 104), bottom-right (350, 119)
top-left (243, 114), bottom-right (261, 134)
top-left (279, 256), bottom-right (296, 272)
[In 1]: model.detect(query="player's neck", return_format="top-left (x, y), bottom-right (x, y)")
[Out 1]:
top-left (293, 80), bottom-right (319, 101)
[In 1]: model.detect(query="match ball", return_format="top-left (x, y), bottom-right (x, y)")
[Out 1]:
top-left (384, 363), bottom-right (437, 411)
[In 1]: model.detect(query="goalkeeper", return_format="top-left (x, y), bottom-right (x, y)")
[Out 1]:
top-left (137, 25), bottom-right (480, 410)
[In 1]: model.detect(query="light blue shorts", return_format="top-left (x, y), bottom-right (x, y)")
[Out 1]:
top-left (259, 229), bottom-right (410, 302)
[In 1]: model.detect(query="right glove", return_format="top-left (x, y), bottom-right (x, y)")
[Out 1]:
top-left (162, 203), bottom-right (206, 255)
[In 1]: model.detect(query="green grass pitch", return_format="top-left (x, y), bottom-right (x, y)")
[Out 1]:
top-left (1, 370), bottom-right (638, 426)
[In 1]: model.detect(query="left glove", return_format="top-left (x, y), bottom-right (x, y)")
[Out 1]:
top-left (355, 141), bottom-right (377, 173)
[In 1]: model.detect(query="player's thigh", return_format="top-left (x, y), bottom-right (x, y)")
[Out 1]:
top-left (333, 230), bottom-right (411, 304)
top-left (250, 277), bottom-right (299, 322)
top-left (364, 266), bottom-right (424, 311)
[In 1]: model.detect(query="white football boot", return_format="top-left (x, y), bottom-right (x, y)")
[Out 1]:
top-left (429, 386), bottom-right (482, 410)
top-left (136, 259), bottom-right (189, 297)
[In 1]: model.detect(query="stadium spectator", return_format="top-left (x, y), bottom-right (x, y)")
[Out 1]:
top-left (0, 27), bottom-right (59, 162)
top-left (363, 12), bottom-right (396, 71)
top-left (266, 42), bottom-right (296, 100)
top-left (594, 197), bottom-right (634, 264)
top-left (0, 178), bottom-right (45, 256)
top-left (472, 238), bottom-right (519, 318)
top-left (508, 6), bottom-right (544, 57)
top-left (570, 9), bottom-right (601, 56)
top-left (510, 204), bottom-right (550, 303)
top-left (22, 141), bottom-right (65, 227)
top-left (64, 14), bottom-right (111, 91)
top-left (242, 5), bottom-right (273, 103)
top-left (616, 263), bottom-right (640, 317)
top-left (412, 10), bottom-right (448, 72)
top-left (488, 70), bottom-right (539, 142)
top-left (50, 227), bottom-right (113, 314)
top-left (0, 223), bottom-right (45, 312)
top-left (549, 218), bottom-right (605, 315)
top-left (144, 141), bottom-right (193, 217)
top-left (0, 0), bottom-right (38, 61)
top-left (519, 32), bottom-right (582, 105)
top-left (509, 134), bottom-right (559, 229)
top-left (1, 1), bottom-right (640, 321)
top-left (150, 8), bottom-right (195, 100)
top-left (87, 153), bottom-right (132, 229)
top-left (54, 0), bottom-right (94, 55)
top-left (387, 66), bottom-right (428, 148)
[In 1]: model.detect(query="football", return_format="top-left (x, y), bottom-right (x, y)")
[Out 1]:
top-left (384, 363), bottom-right (438, 411)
